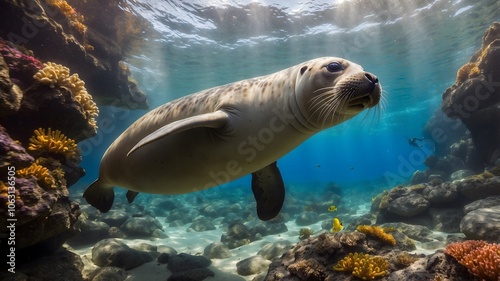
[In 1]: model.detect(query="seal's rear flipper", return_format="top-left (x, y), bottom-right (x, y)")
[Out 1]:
top-left (251, 162), bottom-right (285, 221)
top-left (126, 190), bottom-right (139, 203)
top-left (83, 180), bottom-right (114, 213)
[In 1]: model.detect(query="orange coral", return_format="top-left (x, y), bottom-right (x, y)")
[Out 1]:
top-left (357, 225), bottom-right (397, 246)
top-left (445, 241), bottom-right (500, 281)
top-left (46, 0), bottom-right (87, 33)
top-left (28, 128), bottom-right (78, 159)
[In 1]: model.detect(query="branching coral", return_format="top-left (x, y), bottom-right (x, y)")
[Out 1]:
top-left (356, 225), bottom-right (397, 246)
top-left (17, 163), bottom-right (56, 189)
top-left (28, 128), bottom-right (78, 159)
top-left (444, 240), bottom-right (500, 281)
top-left (34, 62), bottom-right (99, 130)
top-left (333, 252), bottom-right (390, 280)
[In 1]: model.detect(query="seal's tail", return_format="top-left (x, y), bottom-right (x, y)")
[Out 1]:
top-left (83, 179), bottom-right (114, 213)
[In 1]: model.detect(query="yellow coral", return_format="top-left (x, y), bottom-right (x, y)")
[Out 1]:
top-left (28, 128), bottom-right (78, 159)
top-left (33, 63), bottom-right (99, 130)
top-left (456, 62), bottom-right (480, 83)
top-left (333, 252), bottom-right (390, 280)
top-left (33, 62), bottom-right (70, 85)
top-left (357, 225), bottom-right (397, 246)
top-left (18, 163), bottom-right (56, 188)
top-left (46, 0), bottom-right (87, 33)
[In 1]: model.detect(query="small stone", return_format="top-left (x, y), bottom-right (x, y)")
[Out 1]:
top-left (460, 206), bottom-right (500, 242)
top-left (236, 255), bottom-right (271, 276)
top-left (295, 211), bottom-right (320, 226)
top-left (203, 242), bottom-right (231, 259)
top-left (257, 240), bottom-right (293, 260)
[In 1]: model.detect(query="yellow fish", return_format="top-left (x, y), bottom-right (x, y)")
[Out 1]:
top-left (328, 205), bottom-right (337, 212)
top-left (331, 217), bottom-right (343, 233)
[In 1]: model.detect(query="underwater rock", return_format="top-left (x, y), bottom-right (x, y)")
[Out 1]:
top-left (236, 255), bottom-right (272, 276)
top-left (221, 221), bottom-right (255, 249)
top-left (387, 251), bottom-right (475, 281)
top-left (120, 215), bottom-right (163, 238)
top-left (442, 22), bottom-right (500, 168)
top-left (0, 125), bottom-right (34, 169)
top-left (152, 228), bottom-right (169, 239)
top-left (2, 250), bottom-right (85, 281)
top-left (422, 109), bottom-right (468, 156)
top-left (67, 219), bottom-right (110, 247)
top-left (86, 266), bottom-right (127, 281)
top-left (187, 217), bottom-right (217, 232)
top-left (0, 0), bottom-right (148, 109)
top-left (91, 238), bottom-right (153, 270)
top-left (100, 210), bottom-right (130, 227)
top-left (387, 193), bottom-right (430, 217)
top-left (108, 226), bottom-right (126, 238)
top-left (455, 174), bottom-right (500, 200)
top-left (0, 54), bottom-right (23, 117)
top-left (158, 253), bottom-right (170, 264)
top-left (1, 83), bottom-right (96, 144)
top-left (295, 211), bottom-right (320, 226)
top-left (167, 253), bottom-right (212, 273)
top-left (257, 240), bottom-right (293, 260)
top-left (422, 182), bottom-right (458, 204)
top-left (381, 223), bottom-right (433, 242)
top-left (0, 174), bottom-right (80, 256)
top-left (450, 169), bottom-right (475, 181)
top-left (168, 268), bottom-right (215, 281)
top-left (410, 170), bottom-right (427, 185)
top-left (203, 242), bottom-right (232, 259)
top-left (460, 206), bottom-right (500, 242)
top-left (463, 196), bottom-right (500, 213)
top-left (428, 208), bottom-right (464, 232)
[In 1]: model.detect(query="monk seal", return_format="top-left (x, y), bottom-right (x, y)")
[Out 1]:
top-left (84, 57), bottom-right (382, 220)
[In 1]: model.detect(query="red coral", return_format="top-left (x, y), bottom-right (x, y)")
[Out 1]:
top-left (445, 240), bottom-right (500, 281)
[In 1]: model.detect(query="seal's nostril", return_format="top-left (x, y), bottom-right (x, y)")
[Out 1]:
top-left (364, 72), bottom-right (379, 84)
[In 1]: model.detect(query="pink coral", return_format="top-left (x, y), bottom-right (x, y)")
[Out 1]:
top-left (445, 240), bottom-right (500, 281)
top-left (0, 39), bottom-right (43, 73)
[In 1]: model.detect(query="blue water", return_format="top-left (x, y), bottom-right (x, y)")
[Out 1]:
top-left (76, 0), bottom-right (500, 199)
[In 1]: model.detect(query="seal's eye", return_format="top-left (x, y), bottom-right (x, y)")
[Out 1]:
top-left (326, 62), bottom-right (343, 73)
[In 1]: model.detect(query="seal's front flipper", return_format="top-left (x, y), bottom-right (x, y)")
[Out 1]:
top-left (251, 162), bottom-right (285, 221)
top-left (127, 110), bottom-right (230, 156)
top-left (126, 190), bottom-right (139, 203)
top-left (83, 179), bottom-right (114, 213)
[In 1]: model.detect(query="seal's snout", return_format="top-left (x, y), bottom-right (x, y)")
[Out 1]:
top-left (364, 72), bottom-right (379, 88)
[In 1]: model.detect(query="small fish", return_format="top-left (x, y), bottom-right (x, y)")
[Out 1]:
top-left (331, 217), bottom-right (343, 233)
top-left (328, 205), bottom-right (337, 212)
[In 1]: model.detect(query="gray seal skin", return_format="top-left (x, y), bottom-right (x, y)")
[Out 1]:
top-left (84, 57), bottom-right (382, 220)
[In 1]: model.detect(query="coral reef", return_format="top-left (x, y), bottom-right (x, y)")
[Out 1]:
top-left (34, 62), bottom-right (99, 131)
top-left (442, 22), bottom-right (500, 168)
top-left (17, 162), bottom-right (56, 189)
top-left (0, 0), bottom-right (148, 109)
top-left (444, 240), bottom-right (500, 281)
top-left (334, 252), bottom-right (390, 280)
top-left (356, 225), bottom-right (397, 246)
top-left (28, 128), bottom-right (78, 160)
top-left (46, 0), bottom-right (87, 34)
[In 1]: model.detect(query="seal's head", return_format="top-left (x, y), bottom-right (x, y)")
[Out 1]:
top-left (294, 57), bottom-right (382, 130)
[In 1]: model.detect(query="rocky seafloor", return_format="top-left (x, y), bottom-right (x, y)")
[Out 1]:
top-left (0, 1), bottom-right (499, 280)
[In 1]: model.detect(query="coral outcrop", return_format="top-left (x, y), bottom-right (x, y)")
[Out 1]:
top-left (34, 62), bottom-right (99, 131)
top-left (28, 128), bottom-right (78, 160)
top-left (333, 252), bottom-right (390, 280)
top-left (445, 240), bottom-right (500, 281)
top-left (356, 225), bottom-right (397, 246)
top-left (0, 0), bottom-right (148, 109)
top-left (442, 22), bottom-right (500, 168)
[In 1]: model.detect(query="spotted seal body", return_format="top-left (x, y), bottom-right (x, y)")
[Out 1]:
top-left (84, 57), bottom-right (382, 220)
